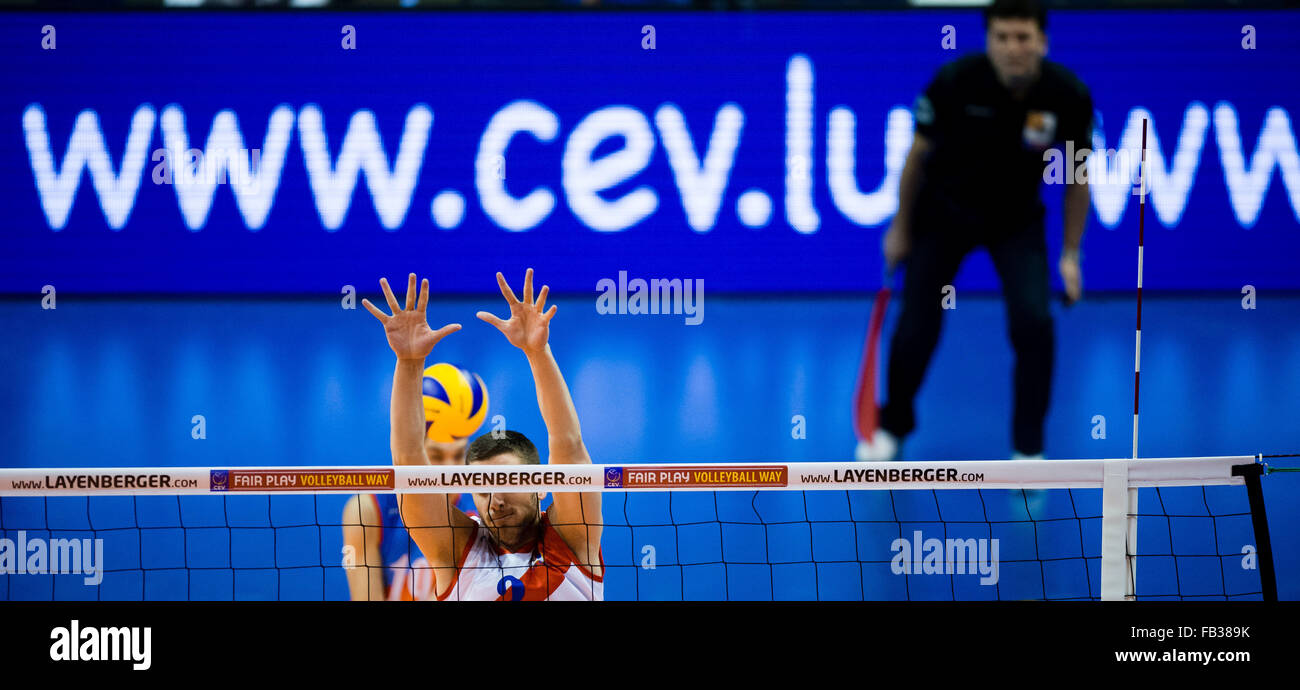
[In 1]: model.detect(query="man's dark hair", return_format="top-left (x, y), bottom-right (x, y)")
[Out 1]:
top-left (466, 430), bottom-right (540, 465)
top-left (984, 0), bottom-right (1047, 32)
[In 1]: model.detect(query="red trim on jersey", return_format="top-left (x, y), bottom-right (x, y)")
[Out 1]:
top-left (491, 513), bottom-right (602, 600)
top-left (540, 512), bottom-right (604, 582)
top-left (507, 517), bottom-right (568, 601)
top-left (506, 558), bottom-right (569, 601)
top-left (435, 521), bottom-right (480, 602)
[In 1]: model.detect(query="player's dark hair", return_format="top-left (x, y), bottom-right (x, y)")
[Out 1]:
top-left (984, 0), bottom-right (1047, 32)
top-left (466, 430), bottom-right (541, 465)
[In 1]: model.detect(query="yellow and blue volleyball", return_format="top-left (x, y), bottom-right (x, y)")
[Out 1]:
top-left (421, 363), bottom-right (489, 443)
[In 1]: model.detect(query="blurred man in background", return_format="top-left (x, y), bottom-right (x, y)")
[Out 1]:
top-left (858, 0), bottom-right (1093, 463)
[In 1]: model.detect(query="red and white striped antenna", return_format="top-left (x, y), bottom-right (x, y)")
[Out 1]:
top-left (1133, 119), bottom-right (1149, 461)
top-left (1124, 118), bottom-right (1151, 600)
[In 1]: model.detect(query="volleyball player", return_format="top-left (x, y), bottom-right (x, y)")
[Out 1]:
top-left (362, 270), bottom-right (602, 601)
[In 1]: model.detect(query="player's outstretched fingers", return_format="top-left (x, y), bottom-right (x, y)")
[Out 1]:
top-left (476, 310), bottom-right (508, 332)
top-left (379, 277), bottom-right (401, 313)
top-left (404, 273), bottom-right (417, 311)
top-left (496, 272), bottom-right (519, 305)
top-left (536, 285), bottom-right (549, 312)
top-left (416, 278), bottom-right (429, 313)
top-left (360, 298), bottom-right (389, 322)
top-left (430, 323), bottom-right (463, 347)
top-left (523, 268), bottom-right (534, 305)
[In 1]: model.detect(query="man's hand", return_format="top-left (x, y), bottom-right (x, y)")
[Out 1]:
top-left (1059, 249), bottom-right (1083, 305)
top-left (361, 273), bottom-right (461, 360)
top-left (477, 269), bottom-right (555, 356)
top-left (883, 218), bottom-right (912, 271)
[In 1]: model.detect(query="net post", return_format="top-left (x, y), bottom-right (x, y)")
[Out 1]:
top-left (1100, 459), bottom-right (1132, 600)
top-left (1126, 487), bottom-right (1138, 600)
top-left (1231, 462), bottom-right (1277, 601)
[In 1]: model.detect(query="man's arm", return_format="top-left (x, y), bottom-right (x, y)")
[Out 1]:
top-left (525, 343), bottom-right (601, 564)
top-left (895, 133), bottom-right (931, 233)
top-left (1060, 174), bottom-right (1088, 304)
top-left (883, 132), bottom-right (932, 269)
top-left (391, 358), bottom-right (458, 566)
top-left (362, 274), bottom-right (475, 598)
top-left (477, 270), bottom-right (602, 573)
top-left (1059, 82), bottom-right (1094, 305)
top-left (341, 495), bottom-right (386, 601)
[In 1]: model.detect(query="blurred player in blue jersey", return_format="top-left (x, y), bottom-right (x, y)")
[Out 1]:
top-left (341, 367), bottom-right (485, 601)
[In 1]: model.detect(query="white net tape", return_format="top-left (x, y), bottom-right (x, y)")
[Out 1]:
top-left (0, 456), bottom-right (1251, 496)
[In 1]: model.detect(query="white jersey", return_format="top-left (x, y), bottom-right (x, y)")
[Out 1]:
top-left (436, 512), bottom-right (603, 601)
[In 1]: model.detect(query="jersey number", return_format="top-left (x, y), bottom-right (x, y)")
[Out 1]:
top-left (497, 575), bottom-right (525, 601)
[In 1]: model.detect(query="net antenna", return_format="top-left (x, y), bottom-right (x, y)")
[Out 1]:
top-left (1102, 118), bottom-right (1150, 601)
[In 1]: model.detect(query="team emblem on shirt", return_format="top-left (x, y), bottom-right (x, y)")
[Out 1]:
top-left (497, 575), bottom-right (526, 601)
top-left (1023, 110), bottom-right (1058, 150)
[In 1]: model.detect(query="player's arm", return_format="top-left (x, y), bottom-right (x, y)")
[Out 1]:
top-left (886, 70), bottom-right (948, 269)
top-left (341, 495), bottom-right (386, 601)
top-left (896, 132), bottom-right (932, 231)
top-left (477, 270), bottom-right (602, 570)
top-left (1060, 173), bottom-right (1088, 303)
top-left (884, 132), bottom-right (932, 270)
top-left (523, 343), bottom-right (600, 554)
top-left (362, 274), bottom-right (475, 591)
top-left (391, 356), bottom-right (462, 567)
top-left (1060, 90), bottom-right (1093, 305)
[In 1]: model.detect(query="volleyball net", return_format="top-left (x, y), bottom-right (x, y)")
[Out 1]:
top-left (0, 457), bottom-right (1278, 601)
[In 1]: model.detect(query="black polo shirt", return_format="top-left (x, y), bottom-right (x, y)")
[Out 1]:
top-left (911, 53), bottom-right (1092, 234)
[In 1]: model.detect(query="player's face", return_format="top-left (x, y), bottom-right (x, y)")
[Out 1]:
top-left (986, 18), bottom-right (1046, 90)
top-left (469, 452), bottom-right (544, 545)
top-left (424, 438), bottom-right (468, 465)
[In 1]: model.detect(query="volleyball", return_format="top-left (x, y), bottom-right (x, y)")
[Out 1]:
top-left (421, 363), bottom-right (489, 443)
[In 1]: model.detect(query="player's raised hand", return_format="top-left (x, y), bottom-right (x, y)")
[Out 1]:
top-left (362, 273), bottom-right (461, 360)
top-left (477, 269), bottom-right (556, 355)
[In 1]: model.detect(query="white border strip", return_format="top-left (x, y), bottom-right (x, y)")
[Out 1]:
top-left (0, 457), bottom-right (1253, 497)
